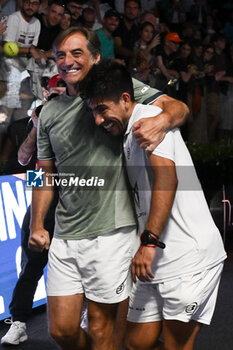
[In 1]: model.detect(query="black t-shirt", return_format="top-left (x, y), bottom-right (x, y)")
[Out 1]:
top-left (156, 45), bottom-right (178, 70)
top-left (37, 14), bottom-right (61, 51)
top-left (173, 56), bottom-right (188, 73)
top-left (113, 19), bottom-right (139, 55)
top-left (173, 56), bottom-right (191, 102)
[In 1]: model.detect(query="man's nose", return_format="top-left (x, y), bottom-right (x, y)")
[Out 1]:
top-left (94, 114), bottom-right (104, 126)
top-left (62, 52), bottom-right (74, 66)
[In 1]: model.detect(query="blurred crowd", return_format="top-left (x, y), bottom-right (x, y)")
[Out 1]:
top-left (0, 0), bottom-right (233, 174)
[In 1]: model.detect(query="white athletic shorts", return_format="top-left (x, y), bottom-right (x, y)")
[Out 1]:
top-left (127, 262), bottom-right (224, 325)
top-left (47, 226), bottom-right (139, 303)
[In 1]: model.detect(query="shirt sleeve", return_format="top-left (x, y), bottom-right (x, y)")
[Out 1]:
top-left (3, 14), bottom-right (19, 42)
top-left (133, 78), bottom-right (165, 105)
top-left (32, 20), bottom-right (41, 46)
top-left (152, 130), bottom-right (175, 162)
top-left (37, 109), bottom-right (55, 160)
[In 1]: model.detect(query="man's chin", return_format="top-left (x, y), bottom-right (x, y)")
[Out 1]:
top-left (110, 129), bottom-right (123, 137)
top-left (25, 11), bottom-right (34, 16)
top-left (64, 75), bottom-right (81, 86)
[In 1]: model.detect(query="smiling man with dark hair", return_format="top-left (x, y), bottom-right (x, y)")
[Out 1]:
top-left (80, 58), bottom-right (226, 350)
top-left (95, 9), bottom-right (120, 59)
top-left (33, 0), bottom-right (65, 60)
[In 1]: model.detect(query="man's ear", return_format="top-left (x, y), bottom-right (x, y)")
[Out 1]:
top-left (121, 92), bottom-right (131, 103)
top-left (94, 54), bottom-right (101, 63)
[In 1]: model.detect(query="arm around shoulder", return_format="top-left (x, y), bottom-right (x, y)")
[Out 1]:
top-left (133, 95), bottom-right (189, 151)
top-left (152, 94), bottom-right (189, 129)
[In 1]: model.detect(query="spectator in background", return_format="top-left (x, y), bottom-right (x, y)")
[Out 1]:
top-left (212, 33), bottom-right (227, 71)
top-left (187, 39), bottom-right (207, 143)
top-left (1, 0), bottom-right (41, 169)
top-left (78, 6), bottom-right (101, 30)
top-left (131, 21), bottom-right (160, 86)
top-left (140, 10), bottom-right (157, 27)
top-left (164, 0), bottom-right (182, 28)
top-left (140, 10), bottom-right (170, 36)
top-left (2, 0), bottom-right (41, 57)
top-left (172, 40), bottom-right (194, 140)
top-left (203, 44), bottom-right (220, 142)
top-left (95, 9), bottom-right (120, 59)
top-left (193, 26), bottom-right (203, 41)
top-left (173, 41), bottom-right (194, 103)
top-left (190, 0), bottom-right (207, 27)
top-left (85, 0), bottom-right (112, 23)
top-left (190, 39), bottom-right (204, 75)
top-left (59, 8), bottom-right (72, 31)
top-left (216, 43), bottom-right (233, 141)
top-left (38, 0), bottom-right (48, 14)
top-left (181, 21), bottom-right (195, 41)
top-left (140, 0), bottom-right (158, 13)
top-left (155, 0), bottom-right (169, 22)
top-left (35, 0), bottom-right (65, 60)
top-left (0, 0), bottom-right (20, 17)
top-left (114, 0), bottom-right (125, 14)
top-left (202, 14), bottom-right (216, 45)
top-left (155, 32), bottom-right (182, 96)
top-left (22, 0), bottom-right (64, 111)
top-left (211, 33), bottom-right (227, 139)
top-left (66, 0), bottom-right (83, 26)
top-left (113, 0), bottom-right (140, 67)
top-left (173, 10), bottom-right (188, 36)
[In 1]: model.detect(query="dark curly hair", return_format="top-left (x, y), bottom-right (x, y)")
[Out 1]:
top-left (79, 59), bottom-right (135, 104)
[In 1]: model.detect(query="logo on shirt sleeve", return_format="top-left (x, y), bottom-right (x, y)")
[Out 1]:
top-left (141, 86), bottom-right (149, 94)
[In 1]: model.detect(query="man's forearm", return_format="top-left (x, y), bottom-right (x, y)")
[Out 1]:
top-left (18, 127), bottom-right (37, 166)
top-left (152, 94), bottom-right (189, 130)
top-left (30, 160), bottom-right (55, 231)
top-left (114, 37), bottom-right (134, 59)
top-left (30, 185), bottom-right (54, 230)
top-left (146, 155), bottom-right (177, 236)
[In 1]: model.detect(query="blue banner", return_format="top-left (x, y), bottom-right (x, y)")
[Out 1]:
top-left (0, 174), bottom-right (47, 320)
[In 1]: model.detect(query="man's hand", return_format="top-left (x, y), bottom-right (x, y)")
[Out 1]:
top-left (29, 228), bottom-right (50, 252)
top-left (131, 246), bottom-right (156, 283)
top-left (30, 46), bottom-right (47, 64)
top-left (0, 17), bottom-right (7, 35)
top-left (133, 115), bottom-right (166, 152)
top-left (147, 33), bottom-right (160, 51)
top-left (133, 95), bottom-right (189, 152)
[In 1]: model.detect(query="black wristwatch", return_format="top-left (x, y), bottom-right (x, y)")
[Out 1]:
top-left (140, 230), bottom-right (166, 249)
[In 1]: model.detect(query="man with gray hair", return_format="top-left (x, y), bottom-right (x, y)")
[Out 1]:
top-left (29, 26), bottom-right (188, 350)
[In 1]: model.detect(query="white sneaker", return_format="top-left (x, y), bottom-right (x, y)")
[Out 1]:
top-left (1, 319), bottom-right (28, 345)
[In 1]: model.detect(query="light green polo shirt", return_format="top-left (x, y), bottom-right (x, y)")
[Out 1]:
top-left (37, 79), bottom-right (161, 240)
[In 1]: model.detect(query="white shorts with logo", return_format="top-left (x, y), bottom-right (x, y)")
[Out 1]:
top-left (127, 262), bottom-right (224, 325)
top-left (47, 226), bottom-right (139, 303)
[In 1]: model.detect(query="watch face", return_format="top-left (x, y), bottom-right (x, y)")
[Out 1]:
top-left (141, 231), bottom-right (153, 245)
